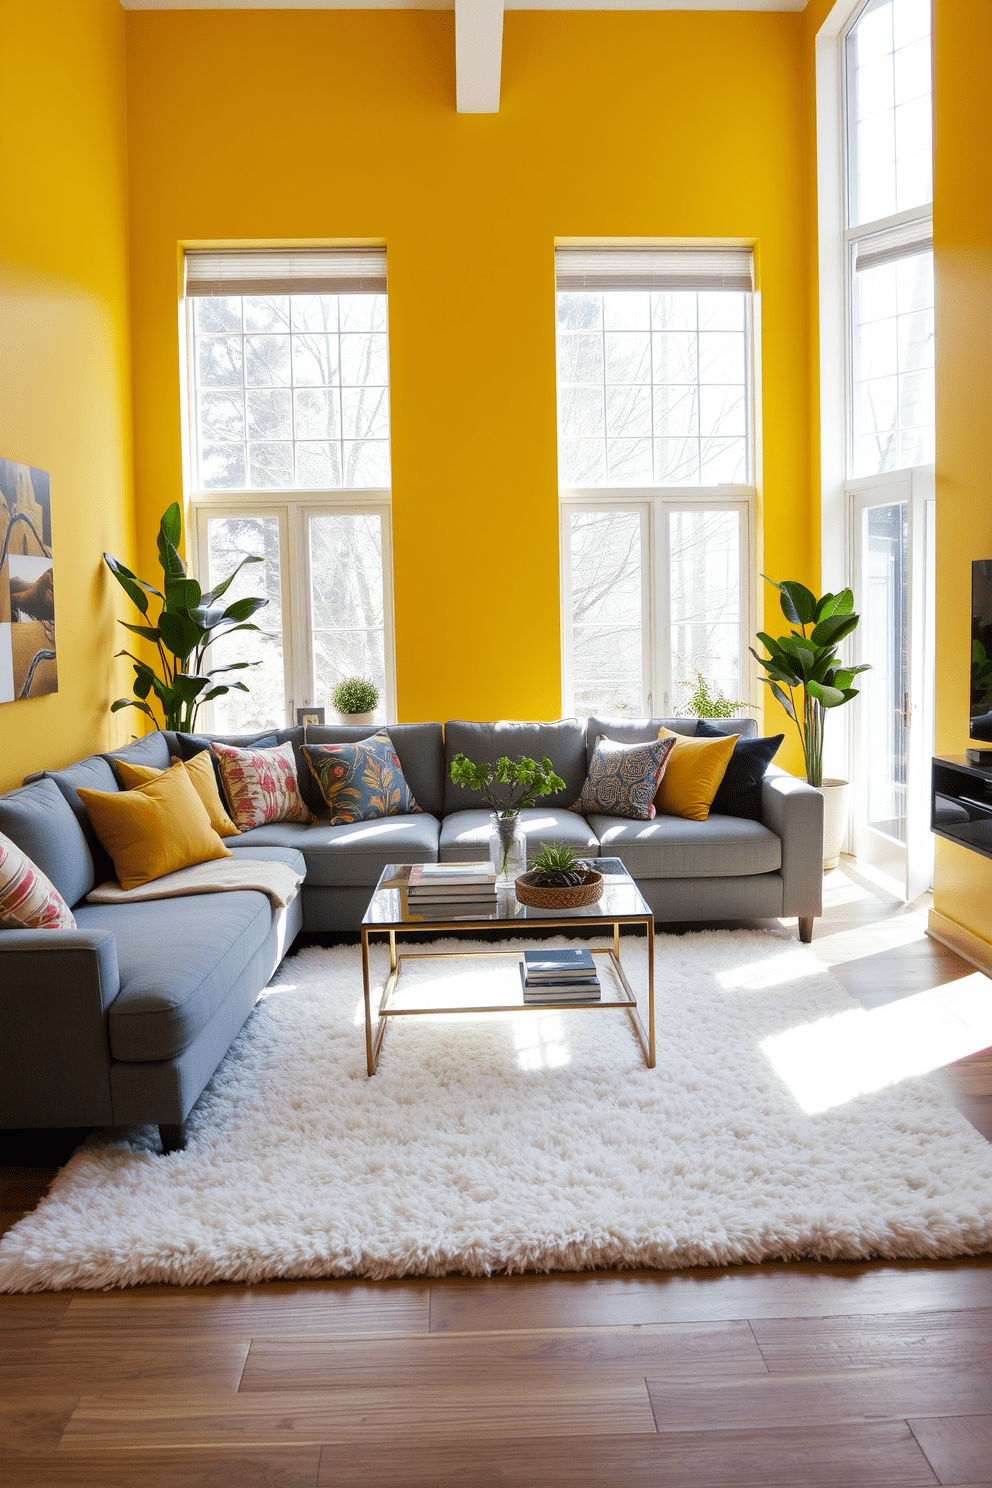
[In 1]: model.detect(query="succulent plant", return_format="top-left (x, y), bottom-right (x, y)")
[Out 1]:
top-left (524, 842), bottom-right (591, 888)
top-left (332, 676), bottom-right (379, 715)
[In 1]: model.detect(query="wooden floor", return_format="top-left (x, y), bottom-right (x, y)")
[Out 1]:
top-left (2, 859), bottom-right (991, 1487)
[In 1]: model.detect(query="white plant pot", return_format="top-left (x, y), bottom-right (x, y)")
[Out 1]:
top-left (817, 778), bottom-right (851, 871)
top-left (338, 711), bottom-right (375, 727)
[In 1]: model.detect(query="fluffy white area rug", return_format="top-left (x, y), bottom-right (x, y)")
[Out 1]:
top-left (2, 930), bottom-right (990, 1292)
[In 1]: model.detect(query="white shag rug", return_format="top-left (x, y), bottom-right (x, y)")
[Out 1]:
top-left (2, 929), bottom-right (990, 1292)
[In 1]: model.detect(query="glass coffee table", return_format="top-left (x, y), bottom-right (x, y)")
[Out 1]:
top-left (360, 857), bottom-right (655, 1076)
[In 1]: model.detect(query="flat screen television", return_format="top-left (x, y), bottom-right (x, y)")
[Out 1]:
top-left (971, 560), bottom-right (992, 741)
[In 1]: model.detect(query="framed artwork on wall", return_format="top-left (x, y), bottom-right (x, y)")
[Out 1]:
top-left (0, 458), bottom-right (58, 704)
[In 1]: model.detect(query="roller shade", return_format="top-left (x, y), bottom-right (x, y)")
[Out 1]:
top-left (184, 248), bottom-right (387, 297)
top-left (555, 246), bottom-right (754, 293)
top-left (854, 220), bottom-right (932, 273)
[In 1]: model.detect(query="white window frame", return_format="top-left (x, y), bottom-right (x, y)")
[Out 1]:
top-left (189, 490), bottom-right (397, 730)
top-left (559, 487), bottom-right (756, 720)
top-left (180, 276), bottom-right (397, 731)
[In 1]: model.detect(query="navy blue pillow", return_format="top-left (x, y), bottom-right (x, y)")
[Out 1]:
top-left (695, 720), bottom-right (784, 820)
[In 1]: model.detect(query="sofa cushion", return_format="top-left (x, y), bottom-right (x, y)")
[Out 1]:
top-left (587, 813), bottom-right (782, 880)
top-left (117, 752), bottom-right (241, 838)
top-left (443, 720), bottom-right (587, 815)
top-left (584, 715), bottom-right (758, 765)
top-left (286, 723), bottom-right (445, 820)
top-left (695, 720), bottom-right (786, 821)
top-left (74, 885), bottom-right (286, 1062)
top-left (102, 731), bottom-right (173, 786)
top-left (227, 813), bottom-right (440, 887)
top-left (655, 727), bottom-right (738, 822)
top-left (439, 808), bottom-right (599, 863)
top-left (42, 756), bottom-right (120, 887)
top-left (0, 776), bottom-right (96, 907)
top-left (0, 830), bottom-right (76, 929)
top-left (302, 730), bottom-right (421, 824)
top-left (574, 735), bottom-right (676, 820)
top-left (78, 761), bottom-right (232, 891)
top-left (211, 740), bottom-right (315, 831)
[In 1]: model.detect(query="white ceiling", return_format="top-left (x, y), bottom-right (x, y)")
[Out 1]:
top-left (121, 2), bottom-right (808, 12)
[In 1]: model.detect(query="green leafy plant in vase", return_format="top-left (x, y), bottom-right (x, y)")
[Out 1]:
top-left (332, 677), bottom-right (379, 724)
top-left (751, 576), bottom-right (870, 871)
top-left (448, 753), bottom-right (565, 881)
top-left (104, 503), bottom-right (269, 732)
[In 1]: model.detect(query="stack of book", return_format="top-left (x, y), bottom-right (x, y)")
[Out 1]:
top-left (519, 947), bottom-right (601, 1003)
top-left (396, 862), bottom-right (499, 920)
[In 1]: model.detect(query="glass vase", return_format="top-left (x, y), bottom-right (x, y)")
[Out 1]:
top-left (489, 811), bottom-right (527, 886)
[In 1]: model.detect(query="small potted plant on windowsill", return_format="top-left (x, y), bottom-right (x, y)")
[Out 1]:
top-left (332, 677), bottom-right (379, 726)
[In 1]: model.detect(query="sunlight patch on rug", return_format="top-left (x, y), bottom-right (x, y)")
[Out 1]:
top-left (1, 928), bottom-right (989, 1292)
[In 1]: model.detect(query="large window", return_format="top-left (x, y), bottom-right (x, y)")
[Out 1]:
top-left (555, 246), bottom-right (755, 719)
top-left (183, 249), bottom-right (395, 729)
top-left (845, 0), bottom-right (934, 477)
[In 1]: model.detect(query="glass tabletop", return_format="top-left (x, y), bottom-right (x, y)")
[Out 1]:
top-left (362, 857), bottom-right (652, 927)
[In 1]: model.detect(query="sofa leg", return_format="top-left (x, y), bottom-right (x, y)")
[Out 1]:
top-left (798, 916), bottom-right (814, 944)
top-left (159, 1123), bottom-right (186, 1155)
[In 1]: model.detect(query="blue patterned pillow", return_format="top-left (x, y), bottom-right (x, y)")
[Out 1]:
top-left (571, 734), bottom-right (676, 820)
top-left (302, 730), bottom-right (421, 825)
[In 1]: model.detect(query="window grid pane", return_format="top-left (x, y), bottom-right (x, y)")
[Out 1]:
top-left (192, 294), bottom-right (390, 492)
top-left (309, 513), bottom-right (387, 721)
top-left (568, 509), bottom-right (643, 718)
top-left (848, 0), bottom-right (932, 228)
top-left (852, 248), bottom-right (934, 476)
top-left (556, 291), bottom-right (749, 488)
top-left (204, 514), bottom-right (286, 733)
top-left (669, 509), bottom-right (744, 716)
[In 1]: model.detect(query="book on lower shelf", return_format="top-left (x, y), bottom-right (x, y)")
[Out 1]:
top-left (403, 897), bottom-right (498, 921)
top-left (522, 948), bottom-right (597, 981)
top-left (518, 964), bottom-right (601, 1002)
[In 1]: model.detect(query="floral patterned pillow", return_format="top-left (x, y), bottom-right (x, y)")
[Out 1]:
top-left (302, 730), bottom-right (421, 826)
top-left (210, 740), bottom-right (315, 832)
top-left (0, 831), bottom-right (76, 930)
top-left (570, 734), bottom-right (676, 821)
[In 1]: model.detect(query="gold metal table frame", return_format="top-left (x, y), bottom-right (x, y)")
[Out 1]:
top-left (360, 880), bottom-right (655, 1077)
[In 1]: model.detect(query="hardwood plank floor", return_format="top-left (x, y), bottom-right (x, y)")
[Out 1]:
top-left (0, 860), bottom-right (989, 1486)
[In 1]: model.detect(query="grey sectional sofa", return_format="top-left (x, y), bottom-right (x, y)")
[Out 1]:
top-left (0, 715), bottom-right (822, 1152)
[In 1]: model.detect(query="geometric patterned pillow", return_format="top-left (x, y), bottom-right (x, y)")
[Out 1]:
top-left (302, 730), bottom-right (421, 826)
top-left (210, 740), bottom-right (315, 833)
top-left (0, 830), bottom-right (76, 929)
top-left (570, 734), bottom-right (677, 821)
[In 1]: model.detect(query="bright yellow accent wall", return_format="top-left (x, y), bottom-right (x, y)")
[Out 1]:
top-left (0, 0), bottom-right (134, 793)
top-left (931, 0), bottom-right (992, 943)
top-left (125, 8), bottom-right (815, 751)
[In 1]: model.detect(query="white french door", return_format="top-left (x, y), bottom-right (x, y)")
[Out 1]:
top-left (849, 468), bottom-right (934, 897)
top-left (191, 495), bottom-right (396, 732)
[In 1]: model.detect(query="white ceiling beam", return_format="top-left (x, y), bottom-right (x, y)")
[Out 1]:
top-left (455, 0), bottom-right (503, 114)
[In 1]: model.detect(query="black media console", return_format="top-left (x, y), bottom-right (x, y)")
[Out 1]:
top-left (932, 755), bottom-right (992, 861)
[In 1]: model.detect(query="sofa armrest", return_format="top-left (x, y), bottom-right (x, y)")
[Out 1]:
top-left (0, 929), bottom-right (120, 1127)
top-left (761, 767), bottom-right (824, 919)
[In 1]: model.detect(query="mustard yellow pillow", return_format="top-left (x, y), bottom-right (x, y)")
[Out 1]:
top-left (116, 752), bottom-right (240, 838)
top-left (654, 727), bottom-right (738, 821)
top-left (78, 760), bottom-right (231, 891)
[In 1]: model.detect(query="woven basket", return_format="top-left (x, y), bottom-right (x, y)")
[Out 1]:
top-left (514, 868), bottom-right (603, 910)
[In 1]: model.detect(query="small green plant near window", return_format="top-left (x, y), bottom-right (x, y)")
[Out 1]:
top-left (677, 670), bottom-right (748, 720)
top-left (332, 677), bottom-right (379, 715)
top-left (525, 842), bottom-right (591, 888)
top-left (104, 503), bottom-right (268, 732)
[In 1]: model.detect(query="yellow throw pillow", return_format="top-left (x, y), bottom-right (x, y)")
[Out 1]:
top-left (654, 727), bottom-right (738, 821)
top-left (116, 752), bottom-right (241, 837)
top-left (78, 760), bottom-right (231, 891)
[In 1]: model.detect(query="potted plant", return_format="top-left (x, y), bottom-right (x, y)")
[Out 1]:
top-left (448, 753), bottom-right (565, 883)
top-left (751, 577), bottom-right (870, 870)
top-left (104, 503), bottom-right (268, 732)
top-left (515, 842), bottom-right (603, 909)
top-left (332, 677), bottom-right (379, 725)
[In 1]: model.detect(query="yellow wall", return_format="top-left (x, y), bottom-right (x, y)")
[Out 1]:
top-left (125, 8), bottom-right (815, 748)
top-left (0, 0), bottom-right (134, 793)
top-left (931, 0), bottom-right (992, 941)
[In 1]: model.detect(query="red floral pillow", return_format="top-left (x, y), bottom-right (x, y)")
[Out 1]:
top-left (0, 831), bottom-right (76, 930)
top-left (210, 741), bottom-right (315, 832)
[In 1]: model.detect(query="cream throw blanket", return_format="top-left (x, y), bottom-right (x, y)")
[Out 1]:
top-left (86, 857), bottom-right (303, 909)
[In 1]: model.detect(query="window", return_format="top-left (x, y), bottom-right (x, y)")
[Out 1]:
top-left (845, 0), bottom-right (934, 476)
top-left (555, 246), bottom-right (756, 719)
top-left (183, 249), bottom-right (395, 730)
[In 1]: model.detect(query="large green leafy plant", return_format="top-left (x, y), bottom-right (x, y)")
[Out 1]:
top-left (751, 577), bottom-right (869, 788)
top-left (104, 503), bottom-right (269, 732)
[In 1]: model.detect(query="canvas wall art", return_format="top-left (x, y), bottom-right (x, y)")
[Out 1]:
top-left (0, 458), bottom-right (58, 704)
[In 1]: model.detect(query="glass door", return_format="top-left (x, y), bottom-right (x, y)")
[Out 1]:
top-left (851, 472), bottom-right (934, 896)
